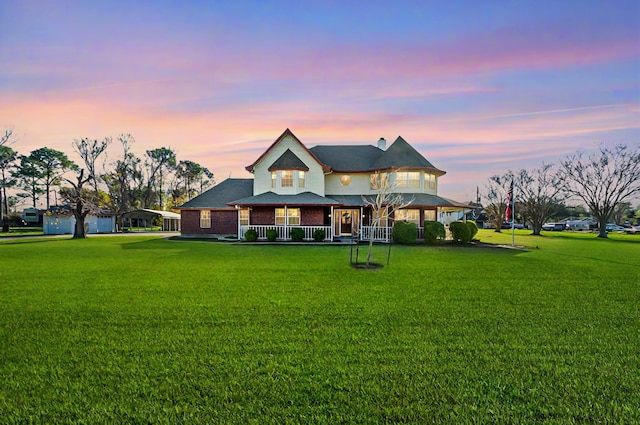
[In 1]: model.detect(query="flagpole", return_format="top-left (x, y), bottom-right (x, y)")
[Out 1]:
top-left (511, 178), bottom-right (515, 247)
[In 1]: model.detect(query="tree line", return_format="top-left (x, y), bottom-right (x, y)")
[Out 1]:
top-left (0, 130), bottom-right (214, 235)
top-left (482, 144), bottom-right (640, 238)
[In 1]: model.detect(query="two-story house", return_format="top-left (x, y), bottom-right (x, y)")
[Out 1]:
top-left (178, 128), bottom-right (469, 241)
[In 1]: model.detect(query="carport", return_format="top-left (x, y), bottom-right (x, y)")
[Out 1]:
top-left (122, 209), bottom-right (181, 231)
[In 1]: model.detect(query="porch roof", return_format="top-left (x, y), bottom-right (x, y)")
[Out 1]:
top-left (229, 191), bottom-right (341, 207)
top-left (329, 193), bottom-right (471, 209)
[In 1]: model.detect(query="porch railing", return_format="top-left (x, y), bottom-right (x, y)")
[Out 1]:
top-left (240, 225), bottom-right (332, 241)
top-left (240, 225), bottom-right (425, 242)
top-left (361, 226), bottom-right (424, 243)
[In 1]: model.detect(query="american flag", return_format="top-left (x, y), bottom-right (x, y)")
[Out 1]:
top-left (505, 180), bottom-right (514, 223)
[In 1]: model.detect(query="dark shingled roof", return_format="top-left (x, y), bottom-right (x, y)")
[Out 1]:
top-left (178, 178), bottom-right (253, 209)
top-left (309, 145), bottom-right (382, 172)
top-left (328, 193), bottom-right (470, 208)
top-left (309, 137), bottom-right (445, 175)
top-left (268, 149), bottom-right (309, 171)
top-left (229, 191), bottom-right (341, 206)
top-left (372, 137), bottom-right (441, 172)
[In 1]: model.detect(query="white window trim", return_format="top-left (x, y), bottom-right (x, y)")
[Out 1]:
top-left (200, 210), bottom-right (211, 228)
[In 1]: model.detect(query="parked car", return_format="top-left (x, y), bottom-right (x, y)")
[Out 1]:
top-left (542, 222), bottom-right (565, 231)
top-left (625, 225), bottom-right (640, 234)
top-left (605, 223), bottom-right (626, 232)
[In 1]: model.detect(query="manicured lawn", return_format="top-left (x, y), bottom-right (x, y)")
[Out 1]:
top-left (0, 231), bottom-right (638, 423)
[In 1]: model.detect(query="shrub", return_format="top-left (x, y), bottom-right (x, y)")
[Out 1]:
top-left (466, 221), bottom-right (479, 240)
top-left (424, 220), bottom-right (445, 244)
top-left (313, 228), bottom-right (326, 242)
top-left (449, 221), bottom-right (471, 243)
top-left (244, 228), bottom-right (258, 242)
top-left (290, 227), bottom-right (305, 242)
top-left (266, 228), bottom-right (278, 242)
top-left (393, 221), bottom-right (417, 244)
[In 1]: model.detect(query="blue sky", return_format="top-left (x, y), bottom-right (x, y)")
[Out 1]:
top-left (1, 0), bottom-right (638, 202)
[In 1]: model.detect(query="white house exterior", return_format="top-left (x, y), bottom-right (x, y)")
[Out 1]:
top-left (179, 129), bottom-right (470, 241)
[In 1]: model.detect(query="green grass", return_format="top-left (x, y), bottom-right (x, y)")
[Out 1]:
top-left (0, 226), bottom-right (43, 237)
top-left (0, 231), bottom-right (638, 424)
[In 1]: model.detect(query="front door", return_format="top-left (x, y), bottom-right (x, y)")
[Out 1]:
top-left (335, 209), bottom-right (360, 237)
top-left (341, 211), bottom-right (352, 234)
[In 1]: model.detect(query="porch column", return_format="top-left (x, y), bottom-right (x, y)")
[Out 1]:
top-left (330, 206), bottom-right (334, 240)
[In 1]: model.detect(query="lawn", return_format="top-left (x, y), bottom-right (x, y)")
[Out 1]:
top-left (0, 231), bottom-right (638, 424)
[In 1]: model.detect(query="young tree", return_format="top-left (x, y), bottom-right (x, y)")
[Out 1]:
top-left (611, 202), bottom-right (632, 225)
top-left (559, 144), bottom-right (640, 238)
top-left (28, 147), bottom-right (74, 209)
top-left (515, 163), bottom-right (566, 235)
top-left (483, 172), bottom-right (513, 232)
top-left (361, 171), bottom-right (413, 267)
top-left (0, 146), bottom-right (18, 224)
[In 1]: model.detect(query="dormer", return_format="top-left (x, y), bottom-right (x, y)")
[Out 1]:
top-left (246, 129), bottom-right (329, 196)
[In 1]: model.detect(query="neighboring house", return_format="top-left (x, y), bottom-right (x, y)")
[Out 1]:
top-left (179, 128), bottom-right (470, 241)
top-left (43, 206), bottom-right (117, 235)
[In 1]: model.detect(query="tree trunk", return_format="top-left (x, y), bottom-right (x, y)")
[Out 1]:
top-left (597, 216), bottom-right (608, 238)
top-left (72, 198), bottom-right (88, 239)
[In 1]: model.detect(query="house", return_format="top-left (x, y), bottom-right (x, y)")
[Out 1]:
top-left (178, 129), bottom-right (470, 241)
top-left (43, 206), bottom-right (117, 235)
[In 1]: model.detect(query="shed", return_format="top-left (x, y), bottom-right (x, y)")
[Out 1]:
top-left (43, 206), bottom-right (117, 235)
top-left (122, 209), bottom-right (181, 231)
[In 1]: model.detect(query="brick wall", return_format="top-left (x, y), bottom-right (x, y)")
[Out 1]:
top-left (181, 209), bottom-right (238, 236)
top-left (301, 207), bottom-right (325, 226)
top-left (250, 207), bottom-right (275, 225)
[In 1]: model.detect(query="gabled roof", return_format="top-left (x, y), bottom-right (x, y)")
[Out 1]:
top-left (268, 149), bottom-right (309, 171)
top-left (245, 128), bottom-right (330, 173)
top-left (309, 136), bottom-right (445, 175)
top-left (229, 191), bottom-right (341, 207)
top-left (178, 178), bottom-right (253, 209)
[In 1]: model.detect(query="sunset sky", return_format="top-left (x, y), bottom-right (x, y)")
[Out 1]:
top-left (1, 0), bottom-right (638, 203)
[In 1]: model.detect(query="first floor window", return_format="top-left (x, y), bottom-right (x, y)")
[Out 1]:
top-left (287, 208), bottom-right (300, 225)
top-left (275, 208), bottom-right (286, 225)
top-left (239, 208), bottom-right (249, 226)
top-left (395, 209), bottom-right (420, 224)
top-left (424, 209), bottom-right (436, 222)
top-left (275, 208), bottom-right (300, 225)
top-left (200, 210), bottom-right (211, 228)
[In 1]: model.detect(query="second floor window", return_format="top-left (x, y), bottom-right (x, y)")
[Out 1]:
top-left (297, 171), bottom-right (305, 188)
top-left (370, 172), bottom-right (388, 190)
top-left (396, 171), bottom-right (421, 188)
top-left (271, 172), bottom-right (277, 188)
top-left (281, 170), bottom-right (293, 187)
top-left (425, 173), bottom-right (436, 190)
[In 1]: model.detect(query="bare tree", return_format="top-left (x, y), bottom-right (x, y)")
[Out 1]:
top-left (559, 144), bottom-right (640, 238)
top-left (361, 171), bottom-right (413, 267)
top-left (62, 168), bottom-right (93, 239)
top-left (484, 172), bottom-right (513, 232)
top-left (1, 129), bottom-right (14, 147)
top-left (0, 146), bottom-right (17, 225)
top-left (73, 137), bottom-right (111, 198)
top-left (515, 164), bottom-right (566, 235)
